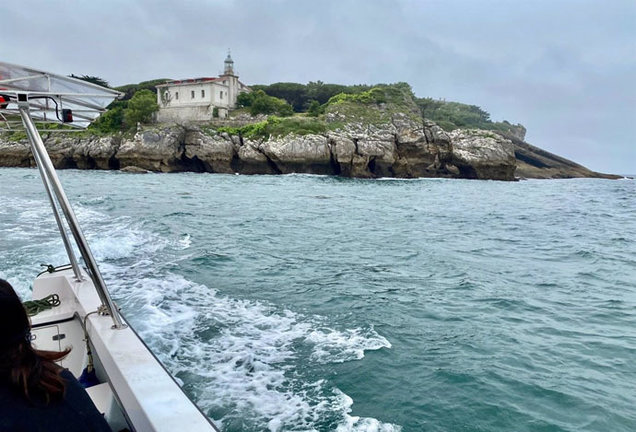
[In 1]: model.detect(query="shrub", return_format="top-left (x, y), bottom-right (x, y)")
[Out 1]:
top-left (307, 100), bottom-right (323, 117)
top-left (123, 89), bottom-right (159, 127)
top-left (416, 97), bottom-right (524, 133)
top-left (237, 92), bottom-right (254, 108)
top-left (247, 90), bottom-right (294, 117)
top-left (211, 116), bottom-right (327, 140)
top-left (89, 100), bottom-right (127, 133)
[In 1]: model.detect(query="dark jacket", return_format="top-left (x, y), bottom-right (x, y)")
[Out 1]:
top-left (0, 369), bottom-right (112, 432)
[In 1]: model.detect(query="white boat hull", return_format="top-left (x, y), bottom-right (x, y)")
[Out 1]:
top-left (30, 267), bottom-right (218, 432)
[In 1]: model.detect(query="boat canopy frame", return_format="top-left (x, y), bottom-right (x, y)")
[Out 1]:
top-left (0, 61), bottom-right (125, 329)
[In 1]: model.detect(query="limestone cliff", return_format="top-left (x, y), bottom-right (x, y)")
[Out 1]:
top-left (0, 117), bottom-right (618, 180)
top-left (0, 114), bottom-right (522, 180)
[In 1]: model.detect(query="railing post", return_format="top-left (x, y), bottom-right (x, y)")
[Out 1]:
top-left (29, 138), bottom-right (84, 282)
top-left (19, 106), bottom-right (126, 329)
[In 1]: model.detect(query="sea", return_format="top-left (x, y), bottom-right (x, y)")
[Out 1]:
top-left (1, 168), bottom-right (635, 432)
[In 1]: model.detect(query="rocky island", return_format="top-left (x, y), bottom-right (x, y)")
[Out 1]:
top-left (0, 83), bottom-right (618, 181)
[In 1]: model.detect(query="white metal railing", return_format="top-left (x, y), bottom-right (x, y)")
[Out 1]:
top-left (18, 104), bottom-right (126, 329)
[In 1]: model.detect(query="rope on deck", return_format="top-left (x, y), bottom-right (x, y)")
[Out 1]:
top-left (23, 294), bottom-right (61, 316)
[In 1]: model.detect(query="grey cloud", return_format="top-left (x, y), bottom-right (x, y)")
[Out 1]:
top-left (2, 0), bottom-right (634, 173)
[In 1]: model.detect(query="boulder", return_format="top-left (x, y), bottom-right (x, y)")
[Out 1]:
top-left (327, 133), bottom-right (357, 176)
top-left (71, 136), bottom-right (120, 169)
top-left (448, 129), bottom-right (516, 180)
top-left (0, 139), bottom-right (31, 167)
top-left (235, 138), bottom-right (278, 174)
top-left (120, 165), bottom-right (149, 173)
top-left (393, 117), bottom-right (452, 177)
top-left (184, 128), bottom-right (236, 173)
top-left (259, 134), bottom-right (333, 174)
top-left (116, 126), bottom-right (185, 172)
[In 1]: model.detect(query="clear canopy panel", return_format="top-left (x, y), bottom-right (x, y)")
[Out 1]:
top-left (0, 61), bottom-right (121, 129)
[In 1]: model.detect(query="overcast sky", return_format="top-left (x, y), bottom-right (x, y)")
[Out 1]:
top-left (3, 0), bottom-right (634, 174)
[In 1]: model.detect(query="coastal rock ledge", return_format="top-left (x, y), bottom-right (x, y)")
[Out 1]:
top-left (0, 118), bottom-right (618, 180)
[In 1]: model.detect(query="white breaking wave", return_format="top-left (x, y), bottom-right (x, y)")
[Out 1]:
top-left (113, 273), bottom-right (397, 432)
top-left (334, 390), bottom-right (402, 432)
top-left (307, 327), bottom-right (391, 364)
top-left (2, 194), bottom-right (401, 432)
top-left (178, 233), bottom-right (192, 249)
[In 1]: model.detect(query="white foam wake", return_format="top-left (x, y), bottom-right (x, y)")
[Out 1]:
top-left (334, 390), bottom-right (402, 432)
top-left (2, 195), bottom-right (401, 432)
top-left (112, 273), bottom-right (397, 432)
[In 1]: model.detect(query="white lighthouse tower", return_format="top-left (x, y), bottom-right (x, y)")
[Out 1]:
top-left (220, 50), bottom-right (239, 108)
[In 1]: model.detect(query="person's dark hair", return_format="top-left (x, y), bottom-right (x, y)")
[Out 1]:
top-left (0, 279), bottom-right (70, 404)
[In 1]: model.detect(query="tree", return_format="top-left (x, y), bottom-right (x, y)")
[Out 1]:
top-left (69, 74), bottom-right (110, 88)
top-left (237, 91), bottom-right (255, 108)
top-left (306, 100), bottom-right (322, 117)
top-left (261, 82), bottom-right (307, 112)
top-left (115, 79), bottom-right (171, 101)
top-left (123, 89), bottom-right (158, 127)
top-left (247, 90), bottom-right (294, 117)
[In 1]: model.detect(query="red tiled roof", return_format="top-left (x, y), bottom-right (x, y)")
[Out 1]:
top-left (167, 77), bottom-right (222, 85)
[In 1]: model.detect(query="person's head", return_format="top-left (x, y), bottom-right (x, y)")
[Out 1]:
top-left (0, 278), bottom-right (70, 404)
top-left (0, 279), bottom-right (31, 350)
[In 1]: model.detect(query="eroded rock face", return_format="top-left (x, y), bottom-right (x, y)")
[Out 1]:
top-left (5, 117), bottom-right (616, 180)
top-left (183, 129), bottom-right (235, 173)
top-left (392, 117), bottom-right (452, 178)
top-left (448, 129), bottom-right (516, 180)
top-left (231, 138), bottom-right (278, 175)
top-left (0, 140), bottom-right (32, 167)
top-left (0, 121), bottom-right (516, 179)
top-left (117, 126), bottom-right (186, 172)
top-left (72, 136), bottom-right (121, 170)
top-left (260, 134), bottom-right (333, 174)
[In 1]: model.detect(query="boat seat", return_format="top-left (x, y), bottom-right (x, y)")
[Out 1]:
top-left (85, 382), bottom-right (128, 432)
top-left (86, 383), bottom-right (114, 416)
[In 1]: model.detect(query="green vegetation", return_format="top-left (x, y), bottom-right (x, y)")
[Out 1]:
top-left (236, 90), bottom-right (294, 116)
top-left (69, 74), bottom-right (110, 88)
top-left (90, 86), bottom-right (161, 133)
top-left (6, 72), bottom-right (523, 139)
top-left (415, 97), bottom-right (523, 134)
top-left (251, 81), bottom-right (372, 113)
top-left (321, 82), bottom-right (421, 125)
top-left (3, 131), bottom-right (27, 142)
top-left (89, 78), bottom-right (169, 133)
top-left (90, 100), bottom-right (126, 134)
top-left (123, 90), bottom-right (159, 126)
top-left (251, 81), bottom-right (524, 134)
top-left (209, 116), bottom-right (329, 140)
top-left (307, 100), bottom-right (323, 117)
top-left (115, 79), bottom-right (171, 101)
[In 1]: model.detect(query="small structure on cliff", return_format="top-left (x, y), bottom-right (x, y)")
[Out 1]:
top-left (155, 52), bottom-right (250, 122)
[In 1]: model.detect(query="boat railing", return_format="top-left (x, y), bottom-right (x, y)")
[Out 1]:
top-left (1, 62), bottom-right (126, 329)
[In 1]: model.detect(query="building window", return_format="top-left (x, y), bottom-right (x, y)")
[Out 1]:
top-left (220, 91), bottom-right (223, 100)
top-left (191, 90), bottom-right (195, 99)
top-left (201, 90), bottom-right (205, 98)
top-left (175, 92), bottom-right (179, 100)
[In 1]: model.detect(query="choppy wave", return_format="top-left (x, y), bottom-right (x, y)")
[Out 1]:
top-left (2, 168), bottom-right (635, 432)
top-left (115, 273), bottom-right (396, 432)
top-left (0, 180), bottom-right (397, 432)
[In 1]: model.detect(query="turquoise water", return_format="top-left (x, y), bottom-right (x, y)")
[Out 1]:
top-left (1, 168), bottom-right (635, 432)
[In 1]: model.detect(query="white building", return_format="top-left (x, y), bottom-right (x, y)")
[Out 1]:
top-left (156, 53), bottom-right (250, 121)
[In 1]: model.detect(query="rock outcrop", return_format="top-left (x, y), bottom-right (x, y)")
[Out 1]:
top-left (448, 129), bottom-right (516, 180)
top-left (0, 117), bottom-right (618, 180)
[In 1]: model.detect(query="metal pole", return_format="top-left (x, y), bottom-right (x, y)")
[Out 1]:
top-left (30, 143), bottom-right (84, 282)
top-left (19, 106), bottom-right (126, 329)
